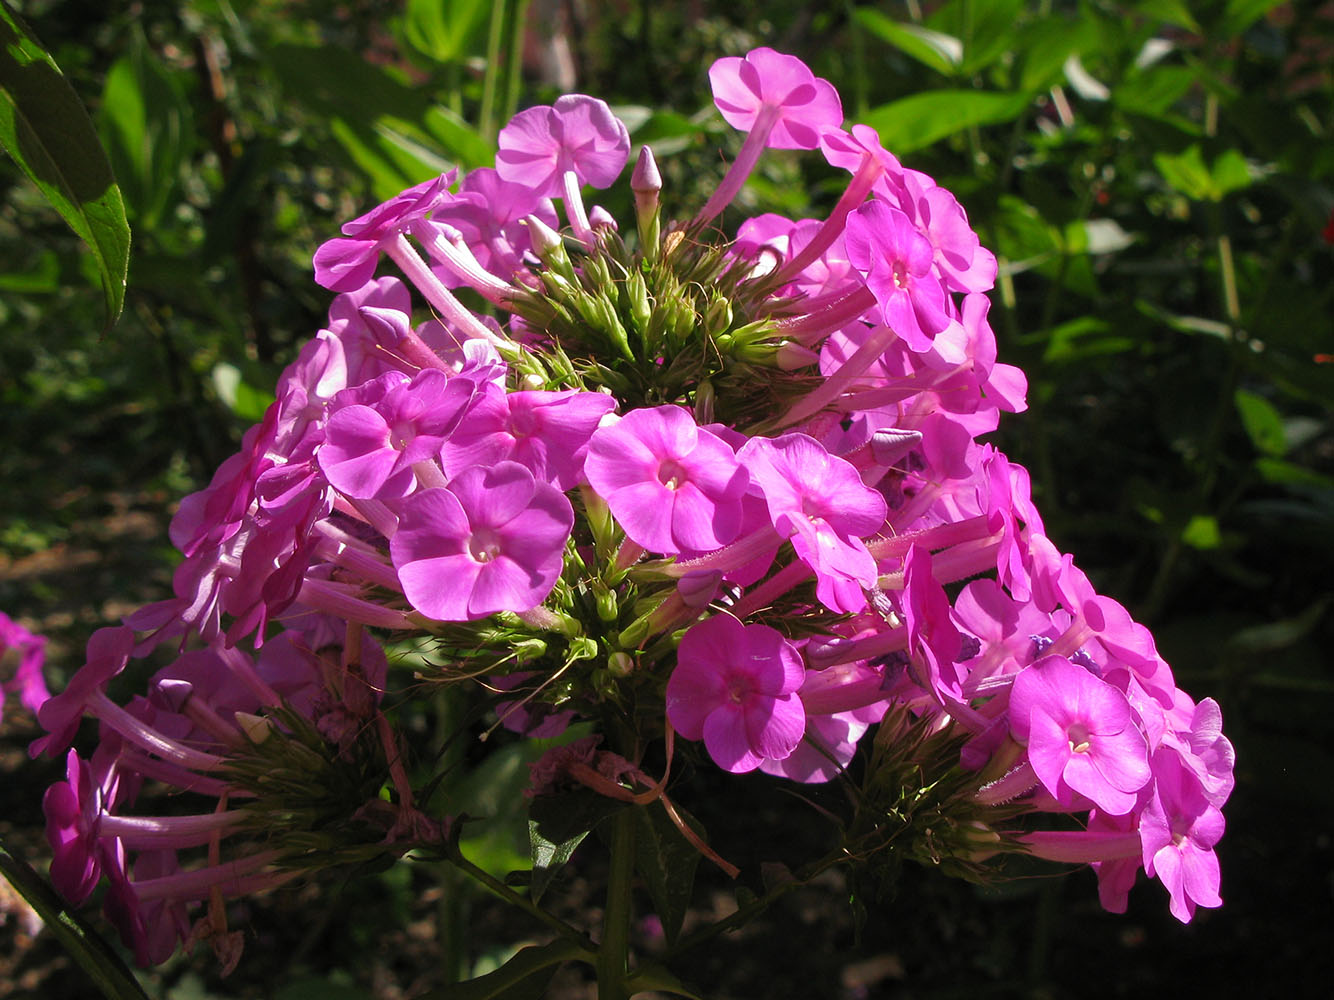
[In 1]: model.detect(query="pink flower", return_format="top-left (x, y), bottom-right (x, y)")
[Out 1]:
top-left (739, 434), bottom-right (886, 613)
top-left (708, 47), bottom-right (843, 150)
top-left (439, 386), bottom-right (615, 490)
top-left (584, 406), bottom-right (749, 554)
top-left (844, 200), bottom-right (952, 354)
top-left (1, 612), bottom-right (49, 714)
top-left (1009, 654), bottom-right (1152, 815)
top-left (495, 95), bottom-right (630, 197)
top-left (1141, 747), bottom-right (1225, 922)
top-left (313, 174), bottom-right (453, 291)
top-left (390, 462), bottom-right (574, 621)
top-left (318, 369), bottom-right (474, 500)
top-left (666, 615), bottom-right (806, 774)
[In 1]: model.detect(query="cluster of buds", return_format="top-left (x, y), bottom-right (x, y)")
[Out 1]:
top-left (34, 47), bottom-right (1231, 968)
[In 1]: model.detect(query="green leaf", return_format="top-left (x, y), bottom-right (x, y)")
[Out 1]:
top-left (1040, 317), bottom-right (1135, 364)
top-left (860, 90), bottom-right (1031, 154)
top-left (423, 106), bottom-right (496, 169)
top-left (953, 0), bottom-right (1025, 75)
top-left (1234, 388), bottom-right (1287, 457)
top-left (625, 961), bottom-right (705, 999)
top-left (0, 248), bottom-right (59, 291)
top-left (633, 801), bottom-right (702, 945)
top-left (527, 790), bottom-right (621, 903)
top-left (399, 0), bottom-right (490, 64)
top-left (0, 839), bottom-right (152, 1000)
top-left (1154, 144), bottom-right (1213, 200)
top-left (1221, 0), bottom-right (1285, 36)
top-left (99, 30), bottom-right (193, 229)
top-left (853, 8), bottom-right (961, 77)
top-left (0, 1), bottom-right (129, 330)
top-left (1014, 17), bottom-right (1101, 93)
top-left (1255, 458), bottom-right (1334, 490)
top-left (1136, 0), bottom-right (1200, 32)
top-left (414, 940), bottom-right (592, 1000)
top-left (1113, 65), bottom-right (1198, 117)
top-left (1210, 148), bottom-right (1252, 198)
top-left (1181, 514), bottom-right (1222, 550)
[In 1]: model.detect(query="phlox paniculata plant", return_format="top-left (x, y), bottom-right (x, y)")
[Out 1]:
top-left (31, 47), bottom-right (1231, 983)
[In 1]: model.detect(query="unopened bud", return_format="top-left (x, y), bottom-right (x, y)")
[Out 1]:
top-left (631, 145), bottom-right (663, 196)
top-left (607, 651), bottom-right (634, 677)
top-left (631, 146), bottom-right (663, 258)
top-left (567, 636), bottom-right (600, 662)
top-left (512, 638), bottom-right (548, 662)
top-left (775, 340), bottom-right (820, 370)
top-left (589, 205), bottom-right (618, 231)
top-left (704, 294), bottom-right (733, 338)
top-left (594, 583), bottom-right (619, 622)
top-left (236, 712), bottom-right (272, 744)
top-left (616, 615), bottom-right (651, 650)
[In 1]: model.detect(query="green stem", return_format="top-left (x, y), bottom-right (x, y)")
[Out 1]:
top-left (503, 0), bottom-right (532, 127)
top-left (479, 0), bottom-right (508, 142)
top-left (597, 808), bottom-right (637, 1000)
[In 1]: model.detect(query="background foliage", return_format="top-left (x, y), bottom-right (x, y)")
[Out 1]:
top-left (2, 1), bottom-right (1331, 997)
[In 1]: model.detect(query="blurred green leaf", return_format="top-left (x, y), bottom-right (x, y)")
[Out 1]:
top-left (0, 0), bottom-right (129, 330)
top-left (1255, 458), bottom-right (1334, 490)
top-left (1181, 514), bottom-right (1222, 550)
top-left (1154, 144), bottom-right (1213, 200)
top-left (0, 839), bottom-right (152, 1000)
top-left (0, 248), bottom-right (59, 291)
top-left (424, 106), bottom-right (496, 169)
top-left (955, 0), bottom-right (1025, 74)
top-left (399, 0), bottom-right (490, 64)
top-left (862, 90), bottom-right (1030, 154)
top-left (1154, 145), bottom-right (1252, 202)
top-left (1137, 0), bottom-right (1200, 32)
top-left (1210, 148), bottom-right (1253, 197)
top-left (1113, 65), bottom-right (1198, 117)
top-left (1014, 17), bottom-right (1100, 92)
top-left (1228, 596), bottom-right (1333, 653)
top-left (1041, 317), bottom-right (1135, 364)
top-left (1234, 388), bottom-right (1287, 457)
top-left (99, 30), bottom-right (193, 229)
top-left (853, 8), bottom-right (961, 77)
top-left (1221, 0), bottom-right (1285, 35)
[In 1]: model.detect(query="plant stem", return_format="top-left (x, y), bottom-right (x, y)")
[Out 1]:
top-left (479, 0), bottom-right (508, 142)
top-left (597, 808), bottom-right (637, 1000)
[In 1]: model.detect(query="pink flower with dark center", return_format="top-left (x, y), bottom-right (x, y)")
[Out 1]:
top-left (584, 406), bottom-right (749, 554)
top-left (1009, 654), bottom-right (1152, 815)
top-left (666, 615), bottom-right (805, 774)
top-left (844, 199), bottom-right (952, 354)
top-left (390, 462), bottom-right (574, 621)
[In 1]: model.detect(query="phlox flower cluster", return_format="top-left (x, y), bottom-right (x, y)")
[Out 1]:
top-left (35, 46), bottom-right (1232, 968)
